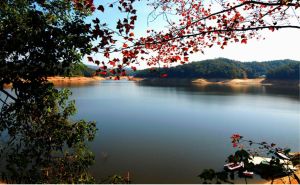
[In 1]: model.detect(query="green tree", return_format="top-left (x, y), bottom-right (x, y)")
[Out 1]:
top-left (0, 0), bottom-right (96, 183)
top-left (0, 84), bottom-right (96, 183)
top-left (0, 0), bottom-right (92, 85)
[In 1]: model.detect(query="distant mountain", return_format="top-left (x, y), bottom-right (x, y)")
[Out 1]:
top-left (71, 63), bottom-right (137, 77)
top-left (134, 58), bottom-right (300, 80)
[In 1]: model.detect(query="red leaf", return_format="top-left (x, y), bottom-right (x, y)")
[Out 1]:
top-left (131, 66), bottom-right (137, 71)
top-left (92, 47), bottom-right (98, 52)
top-left (109, 69), bottom-right (116, 75)
top-left (121, 70), bottom-right (126, 76)
top-left (104, 52), bottom-right (110, 58)
top-left (93, 18), bottom-right (100, 24)
top-left (109, 61), bottom-right (116, 67)
top-left (100, 71), bottom-right (107, 76)
top-left (87, 56), bottom-right (93, 62)
top-left (160, 73), bottom-right (168, 78)
top-left (145, 43), bottom-right (151, 49)
top-left (241, 39), bottom-right (247, 44)
top-left (97, 5), bottom-right (104, 12)
top-left (129, 32), bottom-right (134, 37)
top-left (269, 26), bottom-right (275, 32)
top-left (175, 56), bottom-right (181, 60)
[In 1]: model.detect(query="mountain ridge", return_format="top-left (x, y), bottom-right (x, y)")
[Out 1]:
top-left (134, 58), bottom-right (300, 79)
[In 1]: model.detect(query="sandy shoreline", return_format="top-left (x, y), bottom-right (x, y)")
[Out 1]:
top-left (2, 76), bottom-right (105, 88)
top-left (47, 76), bottom-right (105, 86)
top-left (48, 76), bottom-right (105, 82)
top-left (2, 77), bottom-right (299, 89)
top-left (134, 77), bottom-right (299, 86)
top-left (192, 78), bottom-right (267, 85)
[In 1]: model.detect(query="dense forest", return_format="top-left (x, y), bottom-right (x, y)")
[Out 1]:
top-left (134, 58), bottom-right (300, 80)
top-left (266, 63), bottom-right (300, 80)
top-left (68, 63), bottom-right (96, 77)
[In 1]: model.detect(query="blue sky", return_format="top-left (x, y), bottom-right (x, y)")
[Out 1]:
top-left (85, 1), bottom-right (300, 65)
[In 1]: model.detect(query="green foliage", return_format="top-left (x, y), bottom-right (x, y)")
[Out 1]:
top-left (0, 82), bottom-right (97, 183)
top-left (135, 58), bottom-right (300, 79)
top-left (0, 0), bottom-right (96, 183)
top-left (0, 0), bottom-right (92, 86)
top-left (100, 175), bottom-right (130, 184)
top-left (199, 169), bottom-right (216, 181)
top-left (198, 169), bottom-right (231, 184)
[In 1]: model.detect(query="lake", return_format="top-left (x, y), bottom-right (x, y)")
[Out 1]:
top-left (67, 80), bottom-right (300, 183)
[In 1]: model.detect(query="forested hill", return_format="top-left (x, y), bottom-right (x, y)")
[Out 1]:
top-left (134, 58), bottom-right (300, 80)
top-left (68, 63), bottom-right (96, 77)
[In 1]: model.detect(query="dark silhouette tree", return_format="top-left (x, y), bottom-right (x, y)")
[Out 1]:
top-left (0, 0), bottom-right (96, 183)
top-left (198, 134), bottom-right (300, 184)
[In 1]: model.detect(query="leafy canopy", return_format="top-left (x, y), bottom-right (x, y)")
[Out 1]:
top-left (0, 0), bottom-right (96, 183)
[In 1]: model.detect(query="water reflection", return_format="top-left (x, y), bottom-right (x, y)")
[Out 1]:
top-left (138, 80), bottom-right (300, 100)
top-left (52, 80), bottom-right (101, 88)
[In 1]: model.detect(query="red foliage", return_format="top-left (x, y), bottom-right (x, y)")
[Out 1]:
top-left (160, 73), bottom-right (168, 78)
top-left (231, 134), bottom-right (242, 147)
top-left (131, 66), bottom-right (137, 71)
top-left (97, 5), bottom-right (104, 12)
top-left (73, 0), bottom-right (299, 79)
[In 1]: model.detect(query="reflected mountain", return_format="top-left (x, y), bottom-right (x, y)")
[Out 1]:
top-left (137, 80), bottom-right (299, 100)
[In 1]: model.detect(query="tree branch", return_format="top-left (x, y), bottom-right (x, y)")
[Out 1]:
top-left (174, 25), bottom-right (300, 40)
top-left (185, 0), bottom-right (298, 28)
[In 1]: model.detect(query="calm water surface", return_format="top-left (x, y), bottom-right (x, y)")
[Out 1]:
top-left (68, 80), bottom-right (300, 183)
